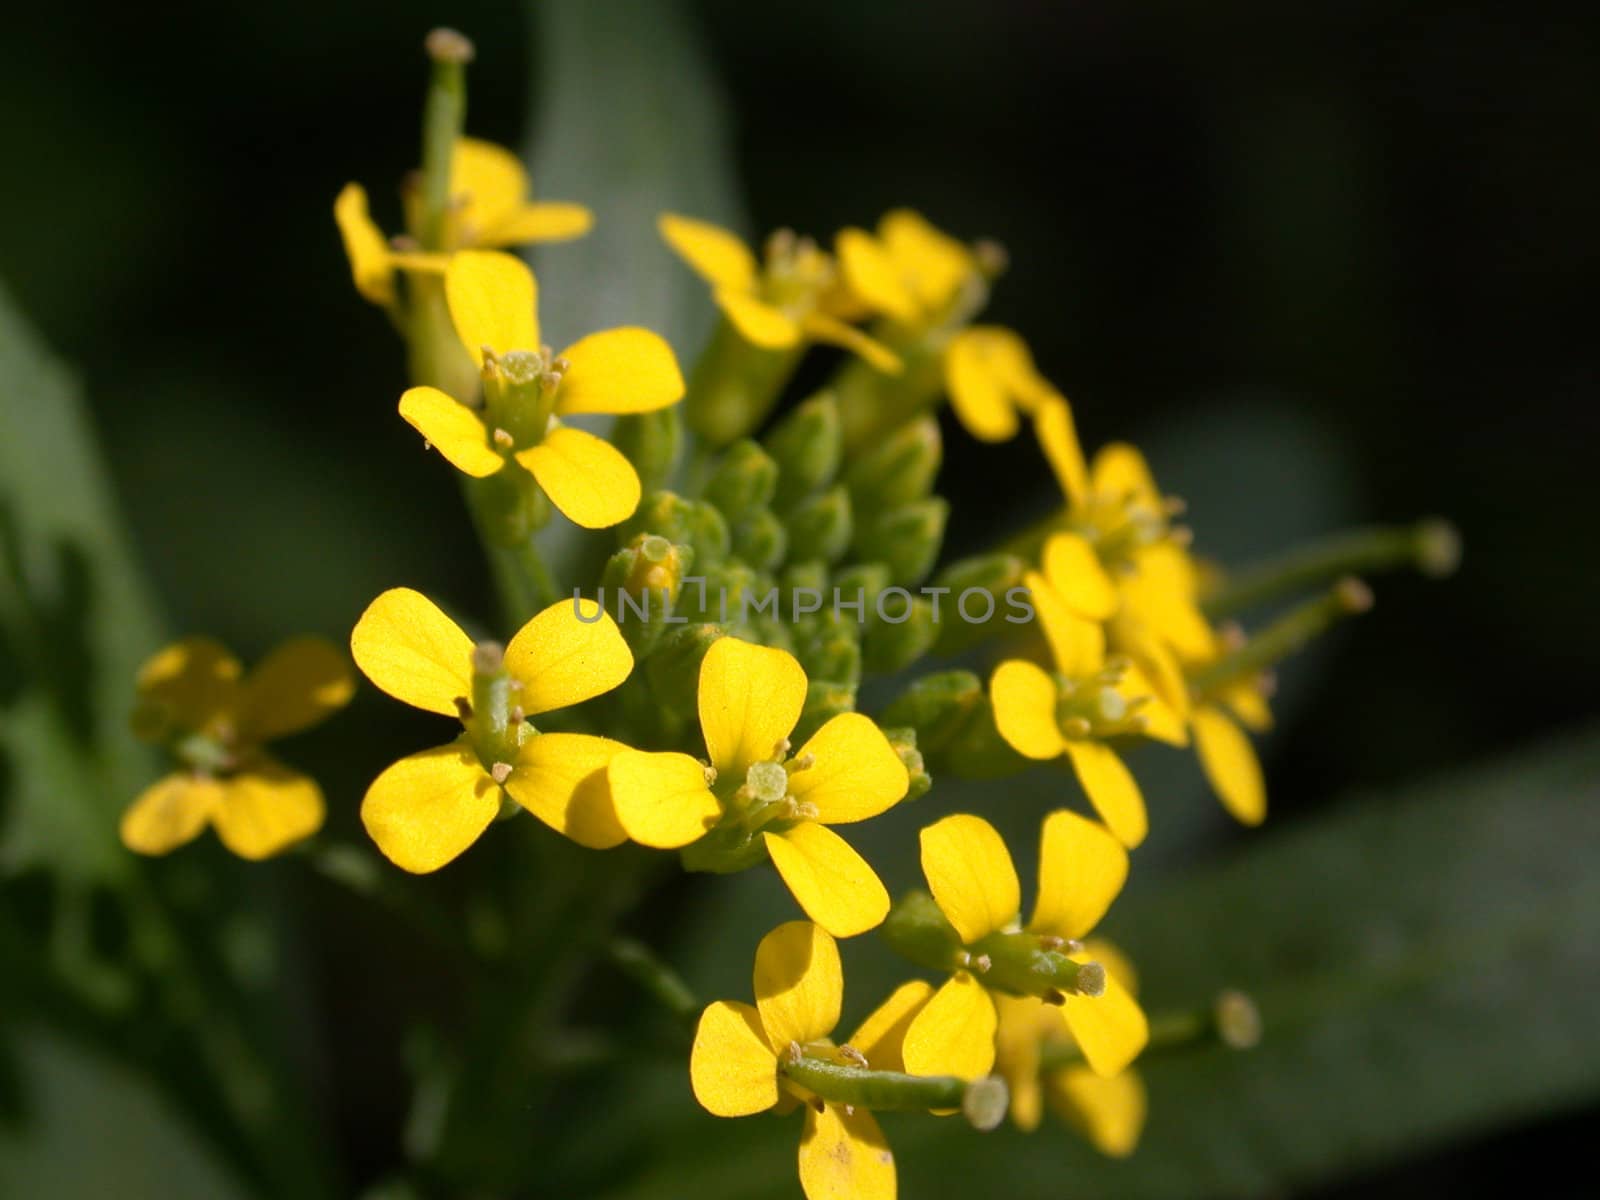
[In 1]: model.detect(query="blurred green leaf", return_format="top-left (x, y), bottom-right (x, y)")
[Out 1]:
top-left (0, 282), bottom-right (164, 881)
top-left (578, 723), bottom-right (1600, 1199)
top-left (524, 0), bottom-right (745, 355)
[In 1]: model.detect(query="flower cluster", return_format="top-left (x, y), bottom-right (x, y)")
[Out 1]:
top-left (114, 30), bottom-right (1448, 1200)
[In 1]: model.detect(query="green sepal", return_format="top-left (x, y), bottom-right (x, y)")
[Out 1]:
top-left (930, 552), bottom-right (1027, 655)
top-left (730, 507), bottom-right (787, 572)
top-left (793, 679), bottom-right (857, 745)
top-left (878, 670), bottom-right (984, 756)
top-left (684, 319), bottom-right (802, 447)
top-left (884, 727), bottom-right (932, 800)
top-left (644, 623), bottom-right (725, 719)
top-left (863, 596), bottom-right (938, 674)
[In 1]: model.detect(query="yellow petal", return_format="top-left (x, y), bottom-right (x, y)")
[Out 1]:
top-left (238, 636), bottom-right (354, 743)
top-left (1035, 399), bottom-right (1088, 508)
top-left (714, 288), bottom-right (804, 350)
top-left (349, 588), bottom-right (473, 717)
top-left (698, 636), bottom-right (806, 774)
top-left (1063, 740), bottom-right (1147, 849)
top-left (1223, 678), bottom-right (1275, 733)
top-left (450, 137), bottom-right (528, 237)
top-left (1029, 809), bottom-right (1128, 940)
top-left (1047, 1066), bottom-right (1146, 1157)
top-left (119, 772), bottom-right (222, 856)
top-left (1025, 570), bottom-right (1105, 679)
top-left (503, 597), bottom-right (633, 715)
top-left (333, 183), bottom-right (394, 306)
top-left (798, 1104), bottom-right (895, 1200)
top-left (134, 637), bottom-right (242, 736)
top-left (657, 212), bottom-right (757, 292)
top-left (361, 741), bottom-right (499, 873)
top-left (1061, 969), bottom-right (1148, 1077)
top-left (1113, 620), bottom-right (1192, 722)
top-left (1090, 442), bottom-right (1161, 512)
top-left (1193, 706), bottom-right (1266, 826)
top-left (902, 972), bottom-right (997, 1080)
top-left (753, 919), bottom-right (843, 1050)
top-left (846, 980), bottom-right (935, 1073)
top-left (879, 208), bottom-right (973, 313)
top-left (607, 750), bottom-right (721, 848)
top-left (787, 713), bottom-right (908, 824)
top-left (1117, 660), bottom-right (1190, 748)
top-left (836, 227), bottom-right (919, 322)
top-left (515, 425), bottom-right (641, 529)
top-left (446, 249), bottom-right (539, 366)
top-left (765, 824), bottom-right (890, 938)
top-left (211, 761), bottom-right (325, 860)
top-left (398, 387), bottom-right (503, 478)
top-left (944, 328), bottom-right (1019, 443)
top-left (1043, 532), bottom-right (1119, 621)
top-left (800, 312), bottom-right (903, 375)
top-left (919, 813), bottom-right (1020, 944)
top-left (690, 1000), bottom-right (778, 1117)
top-left (989, 659), bottom-right (1065, 761)
top-left (993, 994), bottom-right (1063, 1132)
top-left (554, 327), bottom-right (685, 416)
top-left (503, 732), bottom-right (627, 849)
top-left (485, 202), bottom-right (595, 245)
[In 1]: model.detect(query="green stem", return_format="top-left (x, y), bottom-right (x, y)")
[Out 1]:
top-left (1203, 519), bottom-right (1460, 618)
top-left (417, 30), bottom-right (472, 252)
top-left (779, 1056), bottom-right (1007, 1129)
top-left (1189, 578), bottom-right (1372, 700)
top-left (606, 936), bottom-right (699, 1023)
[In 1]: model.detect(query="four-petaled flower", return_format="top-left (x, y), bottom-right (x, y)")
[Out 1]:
top-left (121, 636), bottom-right (353, 860)
top-left (691, 921), bottom-right (913, 1200)
top-left (398, 249), bottom-right (684, 528)
top-left (990, 531), bottom-right (1188, 847)
top-left (898, 812), bottom-right (1148, 1082)
top-left (335, 136), bottom-right (592, 308)
top-left (607, 635), bottom-right (908, 937)
top-left (658, 213), bottom-right (901, 373)
top-left (835, 208), bottom-right (981, 333)
top-left (349, 588), bottom-right (634, 871)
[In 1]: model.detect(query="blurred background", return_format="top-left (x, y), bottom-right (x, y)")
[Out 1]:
top-left (1, 1), bottom-right (1595, 1196)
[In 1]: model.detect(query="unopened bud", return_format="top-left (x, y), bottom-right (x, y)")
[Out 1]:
top-left (855, 498), bottom-right (948, 586)
top-left (844, 416), bottom-right (942, 511)
top-left (766, 393), bottom-right (843, 509)
top-left (731, 508), bottom-right (788, 571)
top-left (787, 485), bottom-right (854, 564)
top-left (704, 439), bottom-right (779, 517)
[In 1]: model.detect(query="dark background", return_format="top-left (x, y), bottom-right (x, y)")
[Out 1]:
top-left (2, 0), bottom-right (1594, 1195)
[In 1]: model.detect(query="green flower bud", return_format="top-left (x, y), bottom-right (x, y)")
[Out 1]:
top-left (856, 498), bottom-right (948, 586)
top-left (785, 485), bottom-right (854, 564)
top-left (879, 670), bottom-right (984, 756)
top-left (730, 507), bottom-right (788, 572)
top-left (884, 727), bottom-right (932, 800)
top-left (930, 553), bottom-right (1026, 655)
top-left (844, 415), bottom-right (942, 512)
top-left (942, 694), bottom-right (1030, 779)
top-left (765, 392), bottom-right (842, 510)
top-left (831, 562), bottom-right (891, 612)
top-left (611, 407), bottom-right (682, 495)
top-left (685, 320), bottom-right (802, 447)
top-left (645, 623), bottom-right (724, 717)
top-left (863, 596), bottom-right (938, 674)
top-left (704, 439), bottom-right (779, 518)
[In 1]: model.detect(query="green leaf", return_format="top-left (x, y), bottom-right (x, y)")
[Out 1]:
top-left (523, 0), bottom-right (745, 355)
top-left (0, 282), bottom-right (165, 882)
top-left (580, 724), bottom-right (1600, 1199)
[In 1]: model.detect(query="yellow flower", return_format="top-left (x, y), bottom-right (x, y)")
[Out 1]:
top-left (658, 213), bottom-right (901, 373)
top-left (120, 636), bottom-right (353, 860)
top-left (335, 137), bottom-right (592, 308)
top-left (690, 921), bottom-right (906, 1200)
top-left (348, 588), bottom-right (634, 871)
top-left (835, 208), bottom-right (980, 330)
top-left (941, 326), bottom-right (1063, 443)
top-left (901, 812), bottom-right (1148, 1081)
top-left (993, 940), bottom-right (1147, 1155)
top-left (989, 532), bottom-right (1187, 847)
top-left (398, 250), bottom-right (684, 528)
top-left (607, 636), bottom-right (908, 937)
